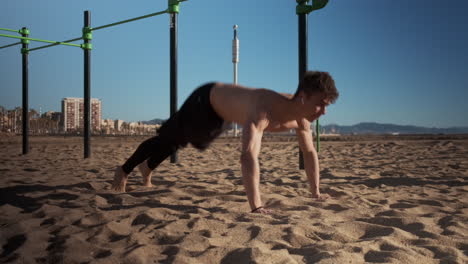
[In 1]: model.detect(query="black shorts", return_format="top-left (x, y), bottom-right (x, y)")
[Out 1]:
top-left (157, 82), bottom-right (224, 150)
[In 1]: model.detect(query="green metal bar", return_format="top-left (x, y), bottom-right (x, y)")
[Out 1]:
top-left (0, 33), bottom-right (82, 48)
top-left (92, 9), bottom-right (167, 31)
top-left (0, 27), bottom-right (19, 33)
top-left (0, 41), bottom-right (21, 49)
top-left (28, 36), bottom-right (83, 52)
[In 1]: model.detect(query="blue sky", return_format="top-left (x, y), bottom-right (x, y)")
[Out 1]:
top-left (1, 0), bottom-right (467, 127)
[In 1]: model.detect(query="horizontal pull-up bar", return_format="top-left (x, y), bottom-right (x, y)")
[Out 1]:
top-left (1, 0), bottom-right (188, 53)
top-left (28, 36), bottom-right (84, 52)
top-left (0, 33), bottom-right (82, 49)
top-left (0, 41), bottom-right (21, 49)
top-left (0, 27), bottom-right (19, 33)
top-left (92, 9), bottom-right (167, 31)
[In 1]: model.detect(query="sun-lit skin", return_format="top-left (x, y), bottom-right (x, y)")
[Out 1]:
top-left (210, 83), bottom-right (332, 214)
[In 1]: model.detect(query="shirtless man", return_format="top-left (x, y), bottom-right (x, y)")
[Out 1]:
top-left (112, 71), bottom-right (339, 214)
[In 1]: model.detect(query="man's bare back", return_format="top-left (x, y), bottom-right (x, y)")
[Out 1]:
top-left (211, 83), bottom-right (305, 132)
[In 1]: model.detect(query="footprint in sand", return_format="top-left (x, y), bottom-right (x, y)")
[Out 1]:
top-left (0, 234), bottom-right (26, 259)
top-left (247, 225), bottom-right (261, 240)
top-left (390, 201), bottom-right (418, 209)
top-left (94, 249), bottom-right (112, 259)
top-left (323, 204), bottom-right (349, 212)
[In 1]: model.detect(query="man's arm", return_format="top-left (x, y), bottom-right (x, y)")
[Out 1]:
top-left (241, 120), bottom-right (266, 211)
top-left (296, 120), bottom-right (328, 199)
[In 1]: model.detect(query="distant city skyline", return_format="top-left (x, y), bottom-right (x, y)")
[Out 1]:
top-left (3, 104), bottom-right (467, 137)
top-left (2, 103), bottom-right (468, 130)
top-left (0, 103), bottom-right (160, 135)
top-left (1, 0), bottom-right (467, 128)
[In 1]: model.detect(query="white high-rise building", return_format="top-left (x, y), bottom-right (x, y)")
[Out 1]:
top-left (62, 98), bottom-right (102, 132)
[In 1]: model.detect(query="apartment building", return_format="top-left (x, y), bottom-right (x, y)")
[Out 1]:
top-left (62, 98), bottom-right (102, 132)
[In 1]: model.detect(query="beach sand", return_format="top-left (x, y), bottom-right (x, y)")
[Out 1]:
top-left (0, 135), bottom-right (467, 263)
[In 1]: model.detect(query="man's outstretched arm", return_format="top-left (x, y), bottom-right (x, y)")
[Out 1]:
top-left (240, 121), bottom-right (265, 211)
top-left (296, 121), bottom-right (329, 199)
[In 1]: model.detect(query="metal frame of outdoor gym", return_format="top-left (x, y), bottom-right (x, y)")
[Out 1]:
top-left (0, 0), bottom-right (186, 160)
top-left (1, 0), bottom-right (329, 169)
top-left (297, 0), bottom-right (328, 169)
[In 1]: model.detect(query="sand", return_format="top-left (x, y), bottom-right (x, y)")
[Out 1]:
top-left (0, 135), bottom-right (467, 263)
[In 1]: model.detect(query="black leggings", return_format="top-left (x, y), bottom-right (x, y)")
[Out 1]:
top-left (121, 83), bottom-right (224, 174)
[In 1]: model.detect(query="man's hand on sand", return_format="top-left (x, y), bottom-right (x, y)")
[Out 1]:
top-left (312, 192), bottom-right (331, 201)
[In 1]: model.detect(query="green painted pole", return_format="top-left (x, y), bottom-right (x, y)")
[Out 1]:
top-left (83, 11), bottom-right (91, 159)
top-left (20, 27), bottom-right (29, 155)
top-left (296, 0), bottom-right (329, 169)
top-left (169, 0), bottom-right (179, 163)
top-left (298, 3), bottom-right (308, 170)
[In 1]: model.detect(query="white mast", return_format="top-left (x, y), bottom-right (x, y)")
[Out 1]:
top-left (232, 25), bottom-right (239, 137)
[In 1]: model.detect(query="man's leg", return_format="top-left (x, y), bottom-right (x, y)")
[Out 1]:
top-left (138, 138), bottom-right (179, 187)
top-left (137, 161), bottom-right (154, 187)
top-left (112, 136), bottom-right (176, 192)
top-left (112, 84), bottom-right (208, 192)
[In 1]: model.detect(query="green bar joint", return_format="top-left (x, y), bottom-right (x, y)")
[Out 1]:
top-left (168, 0), bottom-right (180, 13)
top-left (81, 43), bottom-right (92, 50)
top-left (21, 48), bottom-right (29, 54)
top-left (296, 0), bottom-right (329, 15)
top-left (19, 28), bottom-right (30, 35)
top-left (82, 27), bottom-right (92, 40)
top-left (19, 27), bottom-right (30, 44)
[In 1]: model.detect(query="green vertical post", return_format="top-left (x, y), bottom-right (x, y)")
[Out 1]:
top-left (168, 0), bottom-right (179, 163)
top-left (83, 11), bottom-right (92, 159)
top-left (20, 27), bottom-right (29, 155)
top-left (297, 1), bottom-right (308, 170)
top-left (296, 0), bottom-right (329, 168)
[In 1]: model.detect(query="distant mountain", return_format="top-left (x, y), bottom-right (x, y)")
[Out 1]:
top-left (322, 122), bottom-right (468, 135)
top-left (140, 119), bottom-right (468, 135)
top-left (141, 118), bottom-right (165, 125)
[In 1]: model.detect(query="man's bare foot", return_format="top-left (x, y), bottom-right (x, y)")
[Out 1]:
top-left (111, 166), bottom-right (128, 192)
top-left (251, 206), bottom-right (273, 215)
top-left (312, 193), bottom-right (331, 201)
top-left (255, 208), bottom-right (273, 214)
top-left (138, 161), bottom-right (153, 187)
